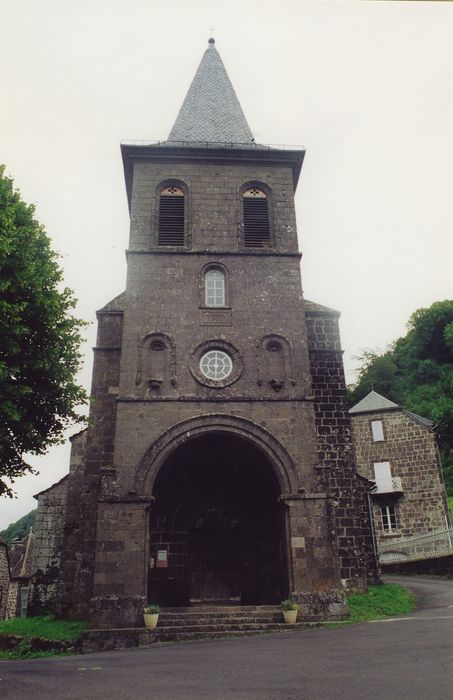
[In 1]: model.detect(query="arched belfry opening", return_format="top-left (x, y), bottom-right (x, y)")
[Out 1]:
top-left (148, 432), bottom-right (287, 606)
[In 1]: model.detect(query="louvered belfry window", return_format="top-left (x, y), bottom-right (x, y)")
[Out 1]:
top-left (243, 188), bottom-right (270, 247)
top-left (158, 186), bottom-right (185, 245)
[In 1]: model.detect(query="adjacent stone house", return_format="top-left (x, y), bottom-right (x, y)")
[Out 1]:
top-left (349, 390), bottom-right (451, 556)
top-left (30, 39), bottom-right (376, 627)
top-left (0, 530), bottom-right (35, 619)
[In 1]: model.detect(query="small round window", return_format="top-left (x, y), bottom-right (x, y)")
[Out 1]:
top-left (199, 350), bottom-right (233, 381)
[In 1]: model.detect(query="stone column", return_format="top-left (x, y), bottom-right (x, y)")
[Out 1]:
top-left (283, 493), bottom-right (347, 620)
top-left (89, 498), bottom-right (152, 628)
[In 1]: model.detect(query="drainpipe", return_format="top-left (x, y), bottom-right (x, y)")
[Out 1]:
top-left (367, 484), bottom-right (381, 582)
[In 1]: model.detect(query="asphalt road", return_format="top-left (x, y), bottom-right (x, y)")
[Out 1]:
top-left (2, 575), bottom-right (453, 700)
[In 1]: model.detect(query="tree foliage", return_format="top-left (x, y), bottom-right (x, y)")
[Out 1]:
top-left (349, 300), bottom-right (453, 493)
top-left (0, 167), bottom-right (87, 497)
top-left (0, 509), bottom-right (36, 544)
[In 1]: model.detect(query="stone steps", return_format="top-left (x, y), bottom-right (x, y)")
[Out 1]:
top-left (152, 607), bottom-right (307, 642)
top-left (161, 605), bottom-right (279, 613)
top-left (158, 605), bottom-right (283, 626)
top-left (156, 621), bottom-right (306, 635)
top-left (159, 616), bottom-right (283, 626)
top-left (154, 625), bottom-right (307, 643)
top-left (82, 606), bottom-right (312, 652)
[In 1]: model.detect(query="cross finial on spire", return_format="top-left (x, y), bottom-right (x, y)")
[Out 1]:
top-left (209, 27), bottom-right (215, 45)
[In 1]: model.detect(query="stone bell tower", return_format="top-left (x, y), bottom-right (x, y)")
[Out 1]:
top-left (32, 39), bottom-right (373, 626)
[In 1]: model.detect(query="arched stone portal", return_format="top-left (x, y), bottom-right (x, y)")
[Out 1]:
top-left (148, 432), bottom-right (288, 606)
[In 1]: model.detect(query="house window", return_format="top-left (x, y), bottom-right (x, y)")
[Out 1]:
top-left (158, 186), bottom-right (185, 245)
top-left (371, 420), bottom-right (384, 442)
top-left (373, 462), bottom-right (393, 492)
top-left (205, 269), bottom-right (225, 307)
top-left (243, 188), bottom-right (270, 247)
top-left (381, 505), bottom-right (397, 532)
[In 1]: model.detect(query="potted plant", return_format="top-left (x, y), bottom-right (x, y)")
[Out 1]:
top-left (143, 603), bottom-right (161, 629)
top-left (281, 598), bottom-right (298, 624)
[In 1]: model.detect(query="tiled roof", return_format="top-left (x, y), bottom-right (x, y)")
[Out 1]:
top-left (9, 530), bottom-right (35, 579)
top-left (97, 291), bottom-right (126, 313)
top-left (403, 410), bottom-right (435, 430)
top-left (349, 391), bottom-right (436, 429)
top-left (349, 390), bottom-right (400, 414)
top-left (168, 39), bottom-right (254, 145)
top-left (304, 299), bottom-right (340, 316)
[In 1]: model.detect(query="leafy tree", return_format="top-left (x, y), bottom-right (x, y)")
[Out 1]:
top-left (349, 301), bottom-right (453, 494)
top-left (0, 167), bottom-right (87, 497)
top-left (0, 509), bottom-right (37, 544)
top-left (350, 350), bottom-right (402, 404)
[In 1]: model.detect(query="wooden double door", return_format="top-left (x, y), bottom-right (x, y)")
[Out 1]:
top-left (189, 527), bottom-right (241, 603)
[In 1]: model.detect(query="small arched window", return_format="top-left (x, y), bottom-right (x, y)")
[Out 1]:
top-left (158, 186), bottom-right (185, 245)
top-left (266, 340), bottom-right (282, 353)
top-left (243, 187), bottom-right (270, 248)
top-left (205, 269), bottom-right (225, 307)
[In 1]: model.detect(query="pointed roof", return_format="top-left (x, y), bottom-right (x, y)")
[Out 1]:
top-left (9, 530), bottom-right (35, 579)
top-left (168, 38), bottom-right (254, 144)
top-left (349, 390), bottom-right (436, 429)
top-left (349, 390), bottom-right (400, 414)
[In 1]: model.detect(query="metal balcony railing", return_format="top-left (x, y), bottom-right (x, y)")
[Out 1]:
top-left (379, 528), bottom-right (453, 563)
top-left (372, 477), bottom-right (403, 496)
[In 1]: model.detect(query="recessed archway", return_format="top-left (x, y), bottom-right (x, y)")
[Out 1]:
top-left (148, 431), bottom-right (288, 606)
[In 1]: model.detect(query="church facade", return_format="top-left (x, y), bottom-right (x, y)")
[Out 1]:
top-left (31, 40), bottom-right (374, 627)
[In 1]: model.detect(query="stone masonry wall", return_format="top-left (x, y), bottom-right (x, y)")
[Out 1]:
top-left (305, 303), bottom-right (377, 591)
top-left (59, 303), bottom-right (124, 618)
top-left (5, 581), bottom-right (19, 618)
top-left (0, 542), bottom-right (10, 618)
top-left (30, 476), bottom-right (69, 613)
top-left (351, 409), bottom-right (451, 548)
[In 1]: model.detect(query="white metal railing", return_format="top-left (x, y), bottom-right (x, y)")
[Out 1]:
top-left (120, 140), bottom-right (305, 151)
top-left (378, 528), bottom-right (453, 563)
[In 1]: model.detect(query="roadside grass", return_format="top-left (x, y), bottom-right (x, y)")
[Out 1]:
top-left (0, 615), bottom-right (86, 640)
top-left (0, 615), bottom-right (86, 659)
top-left (347, 583), bottom-right (416, 623)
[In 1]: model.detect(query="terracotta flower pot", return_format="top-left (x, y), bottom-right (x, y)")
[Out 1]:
top-left (282, 609), bottom-right (298, 624)
top-left (143, 613), bottom-right (159, 629)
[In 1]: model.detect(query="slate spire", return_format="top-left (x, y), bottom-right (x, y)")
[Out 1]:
top-left (168, 38), bottom-right (254, 144)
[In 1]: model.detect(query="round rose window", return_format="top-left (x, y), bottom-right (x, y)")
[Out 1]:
top-left (199, 350), bottom-right (233, 381)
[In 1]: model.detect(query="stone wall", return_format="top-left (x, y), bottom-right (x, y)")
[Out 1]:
top-left (0, 542), bottom-right (10, 618)
top-left (31, 429), bottom-right (90, 614)
top-left (305, 301), bottom-right (377, 591)
top-left (59, 296), bottom-right (124, 618)
top-left (383, 554), bottom-right (453, 577)
top-left (5, 581), bottom-right (19, 618)
top-left (351, 409), bottom-right (450, 548)
top-left (30, 475), bottom-right (69, 613)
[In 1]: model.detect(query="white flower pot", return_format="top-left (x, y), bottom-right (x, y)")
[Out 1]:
top-left (282, 609), bottom-right (298, 624)
top-left (143, 613), bottom-right (159, 629)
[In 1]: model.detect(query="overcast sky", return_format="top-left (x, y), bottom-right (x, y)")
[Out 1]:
top-left (1, 0), bottom-right (452, 529)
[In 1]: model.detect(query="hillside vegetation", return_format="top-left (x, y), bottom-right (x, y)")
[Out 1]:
top-left (0, 509), bottom-right (36, 544)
